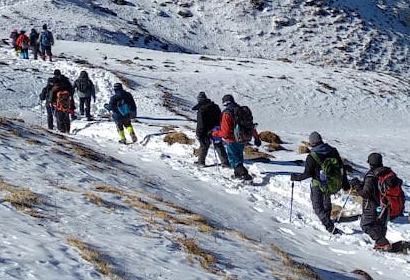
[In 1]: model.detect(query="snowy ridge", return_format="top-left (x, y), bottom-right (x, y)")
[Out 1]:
top-left (1, 0), bottom-right (410, 72)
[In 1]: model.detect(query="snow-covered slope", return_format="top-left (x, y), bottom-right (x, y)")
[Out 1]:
top-left (0, 39), bottom-right (410, 279)
top-left (1, 0), bottom-right (410, 72)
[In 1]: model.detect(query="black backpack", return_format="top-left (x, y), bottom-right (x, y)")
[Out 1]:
top-left (77, 79), bottom-right (90, 93)
top-left (232, 106), bottom-right (254, 144)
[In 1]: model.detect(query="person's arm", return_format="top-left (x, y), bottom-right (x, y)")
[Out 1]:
top-left (212, 112), bottom-right (233, 139)
top-left (291, 155), bottom-right (315, 181)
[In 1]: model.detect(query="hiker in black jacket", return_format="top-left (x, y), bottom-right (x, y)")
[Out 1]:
top-left (350, 153), bottom-right (403, 251)
top-left (291, 131), bottom-right (347, 234)
top-left (192, 92), bottom-right (229, 167)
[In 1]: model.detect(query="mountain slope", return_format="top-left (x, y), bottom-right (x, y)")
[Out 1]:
top-left (1, 0), bottom-right (410, 72)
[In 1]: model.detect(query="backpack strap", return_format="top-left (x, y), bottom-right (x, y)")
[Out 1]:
top-left (310, 151), bottom-right (322, 165)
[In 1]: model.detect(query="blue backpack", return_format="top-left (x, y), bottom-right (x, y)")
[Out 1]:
top-left (41, 31), bottom-right (52, 46)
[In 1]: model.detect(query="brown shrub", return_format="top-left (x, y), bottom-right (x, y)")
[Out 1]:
top-left (259, 131), bottom-right (282, 144)
top-left (298, 145), bottom-right (310, 154)
top-left (266, 142), bottom-right (286, 152)
top-left (244, 146), bottom-right (272, 160)
top-left (163, 132), bottom-right (194, 145)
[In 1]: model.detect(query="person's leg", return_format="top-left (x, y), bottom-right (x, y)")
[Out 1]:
top-left (116, 120), bottom-right (126, 143)
top-left (123, 118), bottom-right (137, 142)
top-left (197, 137), bottom-right (210, 165)
top-left (46, 105), bottom-right (54, 129)
top-left (214, 142), bottom-right (229, 166)
top-left (310, 186), bottom-right (334, 232)
top-left (79, 98), bottom-right (85, 116)
top-left (84, 97), bottom-right (91, 118)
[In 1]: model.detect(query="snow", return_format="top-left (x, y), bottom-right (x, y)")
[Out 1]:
top-left (0, 1), bottom-right (410, 280)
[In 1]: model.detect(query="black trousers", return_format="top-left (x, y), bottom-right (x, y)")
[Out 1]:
top-left (310, 185), bottom-right (333, 231)
top-left (79, 97), bottom-right (91, 118)
top-left (198, 137), bottom-right (229, 165)
top-left (55, 110), bottom-right (70, 133)
top-left (46, 104), bottom-right (54, 130)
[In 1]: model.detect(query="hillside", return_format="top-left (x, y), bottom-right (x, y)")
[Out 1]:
top-left (1, 0), bottom-right (410, 72)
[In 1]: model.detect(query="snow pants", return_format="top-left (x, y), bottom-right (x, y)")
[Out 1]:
top-left (226, 142), bottom-right (245, 168)
top-left (310, 185), bottom-right (333, 232)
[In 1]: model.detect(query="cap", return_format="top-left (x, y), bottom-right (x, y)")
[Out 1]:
top-left (222, 94), bottom-right (234, 106)
top-left (114, 83), bottom-right (123, 90)
top-left (20, 30), bottom-right (26, 34)
top-left (53, 69), bottom-right (61, 76)
top-left (197, 91), bottom-right (207, 102)
top-left (309, 131), bottom-right (323, 147)
top-left (42, 24), bottom-right (47, 30)
top-left (367, 153), bottom-right (383, 167)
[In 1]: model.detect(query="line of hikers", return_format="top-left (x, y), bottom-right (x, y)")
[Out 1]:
top-left (40, 69), bottom-right (96, 133)
top-left (39, 73), bottom-right (406, 251)
top-left (191, 91), bottom-right (406, 251)
top-left (10, 24), bottom-right (54, 61)
top-left (291, 132), bottom-right (406, 251)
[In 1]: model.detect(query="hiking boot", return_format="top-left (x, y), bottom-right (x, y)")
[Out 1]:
top-left (118, 139), bottom-right (126, 144)
top-left (374, 243), bottom-right (392, 251)
top-left (70, 115), bottom-right (78, 121)
top-left (221, 163), bottom-right (230, 168)
top-left (331, 227), bottom-right (344, 235)
top-left (194, 161), bottom-right (206, 167)
top-left (131, 133), bottom-right (138, 143)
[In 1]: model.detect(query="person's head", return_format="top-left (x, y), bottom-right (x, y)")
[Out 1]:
top-left (197, 91), bottom-right (207, 103)
top-left (367, 152), bottom-right (383, 168)
top-left (80, 70), bottom-right (88, 78)
top-left (222, 94), bottom-right (235, 106)
top-left (53, 69), bottom-right (61, 77)
top-left (20, 30), bottom-right (25, 34)
top-left (42, 24), bottom-right (47, 30)
top-left (114, 83), bottom-right (123, 91)
top-left (31, 28), bottom-right (36, 33)
top-left (309, 131), bottom-right (323, 147)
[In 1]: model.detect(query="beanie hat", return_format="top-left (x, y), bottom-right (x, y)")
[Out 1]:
top-left (367, 153), bottom-right (383, 167)
top-left (197, 91), bottom-right (207, 102)
top-left (42, 24), bottom-right (47, 30)
top-left (309, 131), bottom-right (323, 147)
top-left (222, 94), bottom-right (234, 106)
top-left (114, 83), bottom-right (123, 90)
top-left (53, 69), bottom-right (61, 76)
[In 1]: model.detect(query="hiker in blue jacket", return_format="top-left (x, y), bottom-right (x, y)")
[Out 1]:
top-left (38, 24), bottom-right (54, 61)
top-left (104, 83), bottom-right (137, 144)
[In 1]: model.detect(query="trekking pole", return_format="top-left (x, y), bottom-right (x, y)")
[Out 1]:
top-left (212, 140), bottom-right (221, 176)
top-left (331, 188), bottom-right (352, 236)
top-left (290, 181), bottom-right (294, 223)
top-left (40, 101), bottom-right (43, 127)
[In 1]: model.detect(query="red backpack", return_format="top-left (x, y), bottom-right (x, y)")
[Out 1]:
top-left (56, 90), bottom-right (71, 112)
top-left (378, 170), bottom-right (405, 219)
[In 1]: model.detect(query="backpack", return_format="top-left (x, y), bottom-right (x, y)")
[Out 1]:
top-left (41, 31), bottom-right (52, 46)
top-left (56, 90), bottom-right (71, 112)
top-left (232, 106), bottom-right (254, 144)
top-left (377, 170), bottom-right (405, 219)
top-left (310, 152), bottom-right (343, 194)
top-left (117, 99), bottom-right (130, 116)
top-left (77, 79), bottom-right (90, 93)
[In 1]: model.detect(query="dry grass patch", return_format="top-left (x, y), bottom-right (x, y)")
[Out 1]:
top-left (25, 138), bottom-right (42, 145)
top-left (163, 132), bottom-right (195, 145)
top-left (266, 142), bottom-right (286, 152)
top-left (244, 145), bottom-right (272, 160)
top-left (93, 184), bottom-right (124, 195)
top-left (4, 188), bottom-right (42, 210)
top-left (66, 236), bottom-right (122, 279)
top-left (259, 131), bottom-right (282, 144)
top-left (298, 145), bottom-right (310, 154)
top-left (84, 192), bottom-right (103, 206)
top-left (271, 244), bottom-right (321, 279)
top-left (125, 197), bottom-right (159, 211)
top-left (176, 237), bottom-right (217, 270)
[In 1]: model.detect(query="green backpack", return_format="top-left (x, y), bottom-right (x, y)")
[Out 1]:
top-left (311, 152), bottom-right (342, 194)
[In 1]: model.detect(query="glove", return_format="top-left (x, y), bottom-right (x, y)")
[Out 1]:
top-left (93, 97), bottom-right (96, 103)
top-left (103, 103), bottom-right (109, 110)
top-left (349, 177), bottom-right (362, 190)
top-left (254, 138), bottom-right (262, 147)
top-left (290, 173), bottom-right (298, 181)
